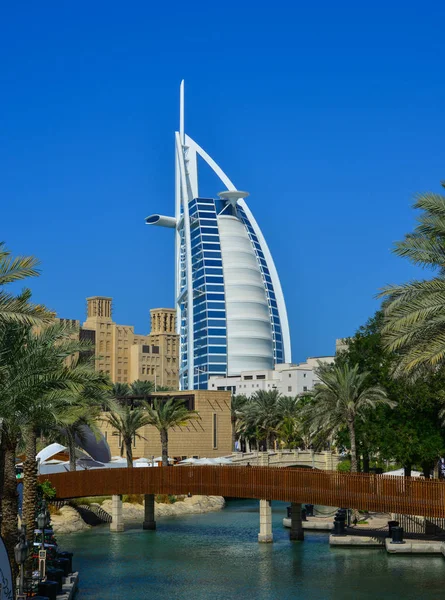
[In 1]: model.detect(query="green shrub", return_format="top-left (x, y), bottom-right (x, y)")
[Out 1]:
top-left (122, 494), bottom-right (144, 504)
top-left (155, 494), bottom-right (178, 504)
top-left (337, 459), bottom-right (351, 473)
top-left (38, 480), bottom-right (57, 500)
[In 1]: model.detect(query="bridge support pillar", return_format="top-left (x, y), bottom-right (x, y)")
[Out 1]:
top-left (258, 499), bottom-right (273, 543)
top-left (110, 495), bottom-right (124, 532)
top-left (143, 494), bottom-right (156, 530)
top-left (289, 502), bottom-right (304, 541)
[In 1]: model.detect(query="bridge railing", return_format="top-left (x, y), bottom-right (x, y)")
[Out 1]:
top-left (39, 467), bottom-right (445, 519)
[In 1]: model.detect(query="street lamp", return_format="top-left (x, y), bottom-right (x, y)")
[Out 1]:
top-left (14, 525), bottom-right (29, 598)
top-left (37, 500), bottom-right (49, 580)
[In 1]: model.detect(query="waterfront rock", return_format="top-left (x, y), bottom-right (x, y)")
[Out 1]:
top-left (53, 495), bottom-right (225, 533)
top-left (101, 495), bottom-right (225, 521)
top-left (51, 506), bottom-right (92, 534)
top-left (157, 495), bottom-right (225, 517)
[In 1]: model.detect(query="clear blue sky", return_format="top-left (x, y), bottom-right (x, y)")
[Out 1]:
top-left (1, 1), bottom-right (444, 362)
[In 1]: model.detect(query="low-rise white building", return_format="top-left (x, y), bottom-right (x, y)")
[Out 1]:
top-left (207, 356), bottom-right (334, 397)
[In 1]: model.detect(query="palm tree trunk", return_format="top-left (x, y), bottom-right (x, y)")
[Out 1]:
top-left (363, 453), bottom-right (370, 473)
top-left (67, 430), bottom-right (77, 472)
top-left (161, 429), bottom-right (168, 467)
top-left (125, 437), bottom-right (133, 468)
top-left (23, 426), bottom-right (38, 549)
top-left (348, 420), bottom-right (358, 473)
top-left (2, 440), bottom-right (18, 581)
top-left (231, 418), bottom-right (236, 452)
top-left (422, 462), bottom-right (432, 479)
top-left (404, 464), bottom-right (412, 477)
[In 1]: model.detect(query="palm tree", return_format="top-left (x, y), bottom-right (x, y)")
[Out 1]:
top-left (380, 183), bottom-right (445, 376)
top-left (144, 398), bottom-right (199, 466)
top-left (131, 380), bottom-right (155, 397)
top-left (275, 396), bottom-right (302, 449)
top-left (305, 363), bottom-right (394, 472)
top-left (19, 327), bottom-right (108, 552)
top-left (106, 402), bottom-right (151, 467)
top-left (244, 390), bottom-right (282, 450)
top-left (0, 320), bottom-right (106, 567)
top-left (0, 242), bottom-right (49, 324)
top-left (111, 382), bottom-right (131, 401)
top-left (54, 382), bottom-right (110, 471)
top-left (230, 395), bottom-right (247, 451)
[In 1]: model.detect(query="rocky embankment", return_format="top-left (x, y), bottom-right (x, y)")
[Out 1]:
top-left (52, 495), bottom-right (225, 534)
top-left (51, 505), bottom-right (92, 534)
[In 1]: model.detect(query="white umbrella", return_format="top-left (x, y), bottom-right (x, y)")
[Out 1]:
top-left (177, 458), bottom-right (200, 465)
top-left (194, 458), bottom-right (216, 465)
top-left (383, 468), bottom-right (422, 477)
top-left (153, 456), bottom-right (174, 463)
top-left (110, 456), bottom-right (127, 463)
top-left (213, 457), bottom-right (233, 465)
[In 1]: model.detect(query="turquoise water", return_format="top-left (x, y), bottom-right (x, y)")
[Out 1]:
top-left (59, 500), bottom-right (445, 600)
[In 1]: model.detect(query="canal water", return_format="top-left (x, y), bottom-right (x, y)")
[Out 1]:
top-left (59, 500), bottom-right (445, 599)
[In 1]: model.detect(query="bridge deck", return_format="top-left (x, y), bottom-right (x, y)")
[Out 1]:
top-left (39, 466), bottom-right (445, 518)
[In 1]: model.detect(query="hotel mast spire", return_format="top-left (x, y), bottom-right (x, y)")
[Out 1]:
top-left (180, 79), bottom-right (185, 146)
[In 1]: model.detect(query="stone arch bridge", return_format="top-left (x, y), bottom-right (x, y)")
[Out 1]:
top-left (230, 450), bottom-right (340, 470)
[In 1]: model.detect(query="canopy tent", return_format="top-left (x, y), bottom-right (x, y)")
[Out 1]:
top-left (72, 424), bottom-right (111, 463)
top-left (76, 457), bottom-right (106, 470)
top-left (36, 443), bottom-right (67, 464)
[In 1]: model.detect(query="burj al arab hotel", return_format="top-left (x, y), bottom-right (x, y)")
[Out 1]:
top-left (146, 82), bottom-right (291, 390)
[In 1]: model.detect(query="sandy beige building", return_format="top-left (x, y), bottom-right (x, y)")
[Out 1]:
top-left (71, 296), bottom-right (179, 388)
top-left (99, 390), bottom-right (232, 459)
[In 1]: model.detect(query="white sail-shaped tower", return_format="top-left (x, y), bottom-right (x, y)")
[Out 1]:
top-left (146, 81), bottom-right (291, 389)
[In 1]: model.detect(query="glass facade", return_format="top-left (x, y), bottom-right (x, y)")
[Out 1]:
top-left (178, 197), bottom-right (284, 389)
top-left (181, 198), bottom-right (228, 389)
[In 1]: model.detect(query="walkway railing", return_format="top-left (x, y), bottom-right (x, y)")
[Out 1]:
top-left (39, 466), bottom-right (445, 518)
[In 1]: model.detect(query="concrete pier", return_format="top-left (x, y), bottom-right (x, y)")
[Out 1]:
top-left (385, 538), bottom-right (443, 554)
top-left (289, 502), bottom-right (304, 541)
top-left (110, 495), bottom-right (124, 532)
top-left (330, 535), bottom-right (384, 547)
top-left (283, 517), bottom-right (334, 531)
top-left (258, 499), bottom-right (273, 543)
top-left (257, 453), bottom-right (273, 543)
top-left (143, 494), bottom-right (156, 530)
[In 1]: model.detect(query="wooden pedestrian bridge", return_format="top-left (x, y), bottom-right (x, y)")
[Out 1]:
top-left (40, 463), bottom-right (445, 519)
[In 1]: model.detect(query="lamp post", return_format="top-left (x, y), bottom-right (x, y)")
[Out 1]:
top-left (36, 500), bottom-right (49, 580)
top-left (14, 525), bottom-right (29, 598)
